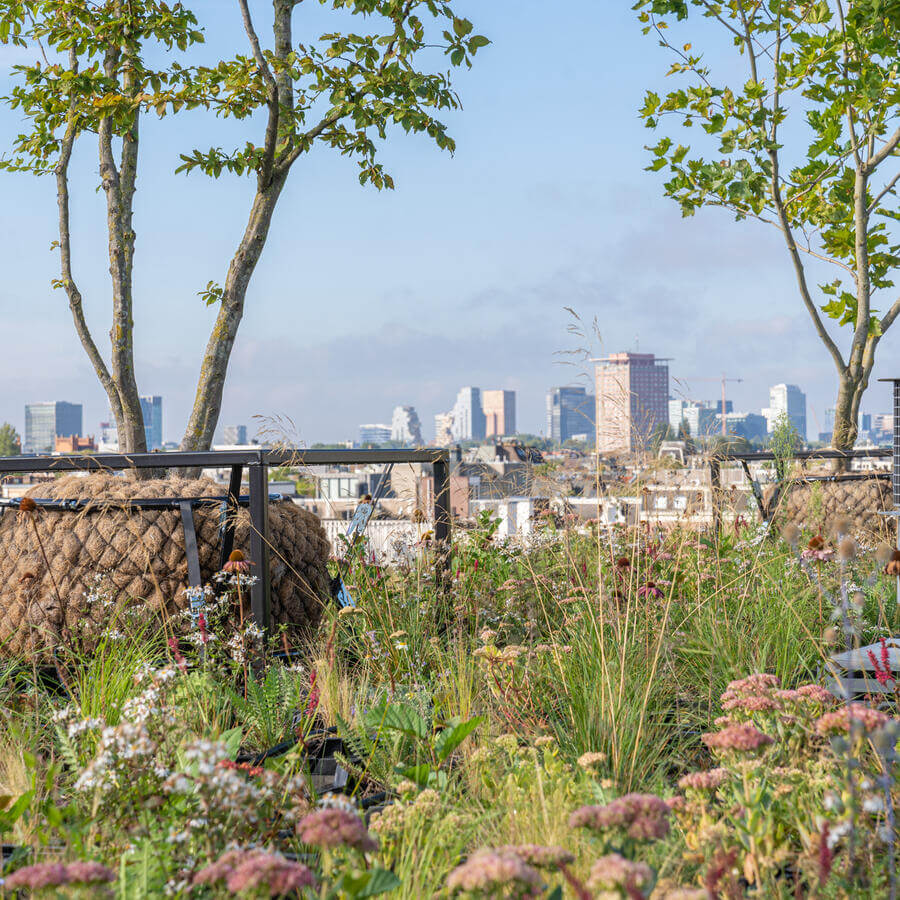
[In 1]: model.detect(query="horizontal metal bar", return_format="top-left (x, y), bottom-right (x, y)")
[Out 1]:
top-left (0, 494), bottom-right (284, 511)
top-left (720, 448), bottom-right (891, 462)
top-left (0, 448), bottom-right (449, 474)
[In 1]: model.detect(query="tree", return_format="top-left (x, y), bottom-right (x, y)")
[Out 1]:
top-left (0, 423), bottom-right (21, 456)
top-left (635, 0), bottom-right (900, 452)
top-left (0, 1), bottom-right (488, 451)
top-left (1, 1), bottom-right (204, 452)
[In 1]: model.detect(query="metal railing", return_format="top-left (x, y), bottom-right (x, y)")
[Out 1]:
top-left (0, 449), bottom-right (451, 632)
top-left (708, 447), bottom-right (892, 533)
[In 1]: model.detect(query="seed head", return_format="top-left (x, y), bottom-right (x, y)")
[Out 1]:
top-left (876, 543), bottom-right (895, 565)
top-left (830, 516), bottom-right (851, 539)
top-left (837, 537), bottom-right (857, 561)
top-left (886, 550), bottom-right (900, 577)
top-left (782, 523), bottom-right (801, 548)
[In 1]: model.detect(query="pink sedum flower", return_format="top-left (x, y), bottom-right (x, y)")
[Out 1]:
top-left (816, 703), bottom-right (892, 735)
top-left (678, 767), bottom-right (729, 791)
top-left (194, 849), bottom-right (315, 896)
top-left (586, 853), bottom-right (653, 895)
top-left (64, 861), bottom-right (117, 885)
top-left (296, 807), bottom-right (378, 853)
top-left (702, 724), bottom-right (774, 752)
top-left (494, 844), bottom-right (575, 868)
top-left (4, 863), bottom-right (72, 890)
top-left (446, 849), bottom-right (543, 897)
top-left (569, 793), bottom-right (670, 841)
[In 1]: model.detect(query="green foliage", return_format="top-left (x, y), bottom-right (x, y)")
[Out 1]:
top-left (0, 1), bottom-right (204, 175)
top-left (170, 1), bottom-right (489, 190)
top-left (0, 422), bottom-right (20, 456)
top-left (769, 412), bottom-right (801, 481)
top-left (634, 0), bottom-right (900, 446)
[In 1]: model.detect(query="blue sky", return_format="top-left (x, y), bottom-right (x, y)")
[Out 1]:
top-left (0, 0), bottom-right (895, 444)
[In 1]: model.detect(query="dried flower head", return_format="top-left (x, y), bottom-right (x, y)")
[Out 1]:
top-left (586, 853), bottom-right (653, 895)
top-left (837, 536), bottom-right (857, 561)
top-left (577, 751), bottom-right (608, 770)
top-left (830, 516), bottom-right (851, 539)
top-left (615, 556), bottom-right (631, 569)
top-left (875, 543), bottom-right (895, 565)
top-left (446, 849), bottom-right (543, 897)
top-left (886, 550), bottom-right (900, 577)
top-left (296, 807), bottom-right (378, 853)
top-left (782, 523), bottom-right (801, 548)
top-left (702, 723), bottom-right (774, 753)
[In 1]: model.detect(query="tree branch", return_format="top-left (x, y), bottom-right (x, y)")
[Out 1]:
top-left (56, 51), bottom-right (124, 432)
top-left (237, 0), bottom-right (276, 96)
top-left (868, 169), bottom-right (900, 215)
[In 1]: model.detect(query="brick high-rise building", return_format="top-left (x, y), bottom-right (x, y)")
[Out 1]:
top-left (594, 353), bottom-right (670, 452)
top-left (482, 390), bottom-right (516, 438)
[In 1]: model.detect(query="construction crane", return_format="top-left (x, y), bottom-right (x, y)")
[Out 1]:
top-left (688, 375), bottom-right (744, 436)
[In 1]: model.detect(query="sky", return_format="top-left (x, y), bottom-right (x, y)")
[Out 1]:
top-left (0, 0), bottom-right (896, 445)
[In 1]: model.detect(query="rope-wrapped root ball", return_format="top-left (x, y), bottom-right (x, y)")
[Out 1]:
top-left (0, 474), bottom-right (331, 657)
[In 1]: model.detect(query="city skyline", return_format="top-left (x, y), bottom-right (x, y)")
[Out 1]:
top-left (12, 368), bottom-right (896, 451)
top-left (3, 3), bottom-right (900, 446)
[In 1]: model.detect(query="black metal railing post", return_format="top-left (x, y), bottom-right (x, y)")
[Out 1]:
top-left (433, 456), bottom-right (451, 583)
top-left (218, 464), bottom-right (244, 571)
top-left (248, 459), bottom-right (271, 633)
top-left (709, 456), bottom-right (722, 539)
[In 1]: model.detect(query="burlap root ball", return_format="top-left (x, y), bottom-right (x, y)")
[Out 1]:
top-left (764, 476), bottom-right (892, 537)
top-left (0, 474), bottom-right (332, 658)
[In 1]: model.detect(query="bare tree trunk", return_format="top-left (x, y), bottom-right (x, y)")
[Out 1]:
top-left (181, 175), bottom-right (287, 451)
top-left (181, 0), bottom-right (293, 451)
top-left (99, 43), bottom-right (146, 455)
top-left (56, 52), bottom-right (127, 441)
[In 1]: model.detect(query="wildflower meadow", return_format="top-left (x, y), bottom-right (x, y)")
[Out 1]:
top-left (1, 502), bottom-right (900, 899)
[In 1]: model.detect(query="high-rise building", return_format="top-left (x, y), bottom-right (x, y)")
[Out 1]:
top-left (482, 390), bottom-right (516, 438)
top-left (717, 411), bottom-right (768, 443)
top-left (594, 353), bottom-right (669, 452)
top-left (391, 406), bottom-right (423, 446)
top-left (768, 384), bottom-right (806, 440)
top-left (434, 413), bottom-right (454, 446)
top-left (547, 387), bottom-right (595, 443)
top-left (140, 395), bottom-right (163, 450)
top-left (24, 401), bottom-right (83, 454)
top-left (359, 424), bottom-right (392, 445)
top-left (451, 387), bottom-right (486, 442)
top-left (669, 399), bottom-right (717, 437)
top-left (223, 424), bottom-right (248, 446)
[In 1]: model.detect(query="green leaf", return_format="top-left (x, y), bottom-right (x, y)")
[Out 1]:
top-left (434, 716), bottom-right (483, 763)
top-left (337, 868), bottom-right (402, 899)
top-left (400, 763), bottom-right (432, 787)
top-left (372, 702), bottom-right (429, 739)
top-left (220, 727), bottom-right (243, 761)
